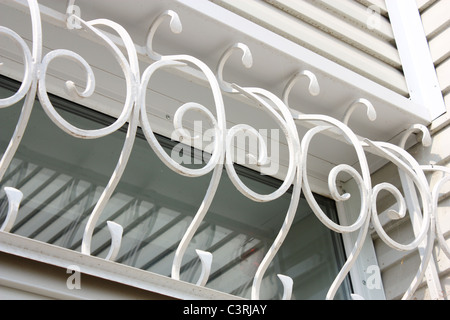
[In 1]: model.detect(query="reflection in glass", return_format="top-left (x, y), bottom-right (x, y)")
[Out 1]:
top-left (0, 78), bottom-right (351, 299)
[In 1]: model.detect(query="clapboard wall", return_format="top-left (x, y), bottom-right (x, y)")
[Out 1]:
top-left (210, 0), bottom-right (409, 95)
top-left (372, 0), bottom-right (450, 300)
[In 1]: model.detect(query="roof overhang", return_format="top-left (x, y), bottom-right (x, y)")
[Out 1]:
top-left (0, 0), bottom-right (432, 193)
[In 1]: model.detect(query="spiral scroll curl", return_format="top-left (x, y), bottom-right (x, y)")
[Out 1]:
top-left (293, 114), bottom-right (372, 300)
top-left (363, 138), bottom-right (437, 299)
top-left (37, 13), bottom-right (143, 261)
top-left (143, 10), bottom-right (227, 286)
top-left (0, 1), bottom-right (447, 300)
top-left (37, 16), bottom-right (139, 139)
top-left (233, 86), bottom-right (302, 300)
top-left (365, 140), bottom-right (431, 252)
top-left (296, 115), bottom-right (372, 234)
top-left (215, 42), bottom-right (303, 299)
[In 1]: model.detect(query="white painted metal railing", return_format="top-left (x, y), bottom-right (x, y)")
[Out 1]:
top-left (0, 0), bottom-right (448, 300)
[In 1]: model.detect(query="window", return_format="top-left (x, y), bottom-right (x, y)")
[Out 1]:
top-left (0, 76), bottom-right (351, 300)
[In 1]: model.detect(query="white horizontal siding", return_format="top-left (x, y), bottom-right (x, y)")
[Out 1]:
top-left (341, 0), bottom-right (450, 300)
top-left (354, 0), bottom-right (388, 15)
top-left (371, 125), bottom-right (450, 299)
top-left (415, 0), bottom-right (437, 12)
top-left (422, 0), bottom-right (450, 99)
top-left (421, 0), bottom-right (449, 39)
top-left (209, 0), bottom-right (408, 95)
top-left (423, 0), bottom-right (450, 132)
top-left (318, 0), bottom-right (394, 41)
top-left (266, 0), bottom-right (401, 67)
top-left (369, 0), bottom-right (450, 300)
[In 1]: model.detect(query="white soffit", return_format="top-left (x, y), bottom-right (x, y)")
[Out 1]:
top-left (0, 0), bottom-right (432, 181)
top-left (35, 0), bottom-right (431, 125)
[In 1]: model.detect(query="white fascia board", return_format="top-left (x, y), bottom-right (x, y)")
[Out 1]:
top-left (175, 0), bottom-right (432, 123)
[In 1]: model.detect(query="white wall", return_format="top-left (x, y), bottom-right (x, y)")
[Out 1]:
top-left (370, 0), bottom-right (450, 300)
top-left (210, 0), bottom-right (408, 95)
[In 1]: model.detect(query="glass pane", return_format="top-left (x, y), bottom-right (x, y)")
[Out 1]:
top-left (0, 78), bottom-right (351, 300)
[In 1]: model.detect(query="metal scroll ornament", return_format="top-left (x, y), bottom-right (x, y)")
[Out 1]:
top-left (0, 0), bottom-right (448, 300)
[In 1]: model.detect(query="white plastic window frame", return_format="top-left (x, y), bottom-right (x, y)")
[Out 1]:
top-left (337, 179), bottom-right (386, 300)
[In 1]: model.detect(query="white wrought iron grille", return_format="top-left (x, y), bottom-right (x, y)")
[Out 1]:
top-left (0, 0), bottom-right (449, 300)
top-left (0, 77), bottom-right (352, 300)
